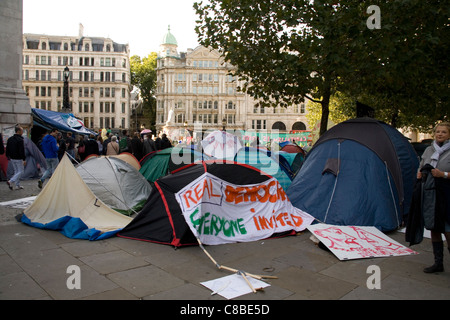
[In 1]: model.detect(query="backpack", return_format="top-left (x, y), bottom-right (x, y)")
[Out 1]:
top-left (119, 137), bottom-right (129, 153)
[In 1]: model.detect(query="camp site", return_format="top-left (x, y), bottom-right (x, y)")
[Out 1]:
top-left (1, 115), bottom-right (449, 302)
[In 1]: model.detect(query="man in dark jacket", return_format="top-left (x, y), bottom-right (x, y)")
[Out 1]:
top-left (84, 134), bottom-right (99, 158)
top-left (57, 132), bottom-right (67, 161)
top-left (130, 132), bottom-right (143, 161)
top-left (142, 132), bottom-right (156, 156)
top-left (6, 125), bottom-right (26, 190)
top-left (160, 133), bottom-right (172, 150)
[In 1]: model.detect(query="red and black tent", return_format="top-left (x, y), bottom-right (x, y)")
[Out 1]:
top-left (118, 160), bottom-right (275, 247)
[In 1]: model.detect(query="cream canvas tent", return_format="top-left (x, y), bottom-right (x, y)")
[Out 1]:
top-left (21, 155), bottom-right (132, 240)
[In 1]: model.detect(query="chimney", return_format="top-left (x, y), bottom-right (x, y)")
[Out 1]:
top-left (79, 23), bottom-right (84, 38)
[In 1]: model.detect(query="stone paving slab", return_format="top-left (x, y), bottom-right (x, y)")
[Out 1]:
top-left (1, 178), bottom-right (450, 303)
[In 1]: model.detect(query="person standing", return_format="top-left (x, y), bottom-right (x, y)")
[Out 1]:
top-left (417, 122), bottom-right (450, 273)
top-left (119, 129), bottom-right (131, 153)
top-left (142, 132), bottom-right (156, 156)
top-left (84, 134), bottom-right (100, 158)
top-left (160, 133), bottom-right (172, 150)
top-left (38, 129), bottom-right (59, 189)
top-left (57, 132), bottom-right (67, 161)
top-left (106, 135), bottom-right (120, 155)
top-left (66, 132), bottom-right (76, 162)
top-left (130, 131), bottom-right (143, 161)
top-left (102, 132), bottom-right (111, 155)
top-left (5, 125), bottom-right (26, 190)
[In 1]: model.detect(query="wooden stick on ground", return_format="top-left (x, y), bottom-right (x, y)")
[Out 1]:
top-left (196, 237), bottom-right (278, 294)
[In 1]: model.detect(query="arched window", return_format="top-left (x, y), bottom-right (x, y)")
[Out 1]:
top-left (42, 42), bottom-right (46, 50)
top-left (85, 43), bottom-right (89, 51)
top-left (106, 44), bottom-right (111, 52)
top-left (292, 122), bottom-right (307, 130)
top-left (272, 121), bottom-right (286, 131)
top-left (64, 43), bottom-right (68, 50)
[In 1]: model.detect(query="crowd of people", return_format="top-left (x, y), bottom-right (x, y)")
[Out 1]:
top-left (1, 126), bottom-right (173, 190)
top-left (74, 129), bottom-right (173, 162)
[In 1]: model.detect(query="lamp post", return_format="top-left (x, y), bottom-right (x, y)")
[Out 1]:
top-left (62, 66), bottom-right (70, 113)
top-left (184, 120), bottom-right (189, 144)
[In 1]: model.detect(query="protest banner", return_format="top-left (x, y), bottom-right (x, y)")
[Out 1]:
top-left (307, 224), bottom-right (417, 260)
top-left (175, 172), bottom-right (314, 245)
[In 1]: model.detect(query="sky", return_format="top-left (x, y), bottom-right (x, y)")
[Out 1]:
top-left (23, 0), bottom-right (200, 57)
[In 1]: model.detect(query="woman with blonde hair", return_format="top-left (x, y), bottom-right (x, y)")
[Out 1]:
top-left (417, 122), bottom-right (450, 273)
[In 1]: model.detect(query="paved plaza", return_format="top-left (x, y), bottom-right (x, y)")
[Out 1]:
top-left (1, 178), bottom-right (450, 303)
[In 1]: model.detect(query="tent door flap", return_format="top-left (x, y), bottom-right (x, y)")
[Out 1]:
top-left (322, 158), bottom-right (339, 176)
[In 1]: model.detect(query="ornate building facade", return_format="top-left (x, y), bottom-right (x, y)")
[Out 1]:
top-left (21, 24), bottom-right (131, 131)
top-left (155, 27), bottom-right (309, 134)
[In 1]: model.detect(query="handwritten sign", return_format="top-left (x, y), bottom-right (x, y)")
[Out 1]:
top-left (307, 224), bottom-right (417, 260)
top-left (175, 173), bottom-right (314, 245)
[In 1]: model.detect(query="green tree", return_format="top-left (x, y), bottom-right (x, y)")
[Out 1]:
top-left (194, 1), bottom-right (449, 135)
top-left (346, 0), bottom-right (449, 132)
top-left (130, 53), bottom-right (158, 131)
top-left (306, 91), bottom-right (356, 129)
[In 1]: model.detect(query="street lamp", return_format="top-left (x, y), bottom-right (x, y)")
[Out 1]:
top-left (184, 120), bottom-right (189, 144)
top-left (62, 66), bottom-right (70, 113)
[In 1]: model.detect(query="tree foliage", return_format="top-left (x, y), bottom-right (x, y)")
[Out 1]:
top-left (130, 53), bottom-right (158, 130)
top-left (194, 1), bottom-right (449, 135)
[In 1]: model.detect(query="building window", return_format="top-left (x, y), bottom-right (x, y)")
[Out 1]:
top-left (300, 103), bottom-right (306, 114)
top-left (252, 119), bottom-right (266, 130)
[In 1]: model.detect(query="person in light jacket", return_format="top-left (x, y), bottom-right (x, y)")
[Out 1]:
top-left (106, 135), bottom-right (120, 155)
top-left (417, 122), bottom-right (450, 273)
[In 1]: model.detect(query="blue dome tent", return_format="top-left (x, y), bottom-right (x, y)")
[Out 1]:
top-left (286, 118), bottom-right (419, 232)
top-left (234, 147), bottom-right (294, 191)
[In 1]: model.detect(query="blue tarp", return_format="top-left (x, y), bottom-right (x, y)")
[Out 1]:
top-left (31, 108), bottom-right (97, 135)
top-left (21, 214), bottom-right (121, 240)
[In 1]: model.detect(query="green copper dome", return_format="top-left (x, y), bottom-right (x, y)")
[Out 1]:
top-left (162, 25), bottom-right (178, 45)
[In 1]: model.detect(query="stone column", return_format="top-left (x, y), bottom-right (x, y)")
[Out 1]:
top-left (0, 0), bottom-right (31, 135)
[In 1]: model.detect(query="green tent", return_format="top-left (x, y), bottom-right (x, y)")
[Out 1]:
top-left (139, 147), bottom-right (212, 182)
